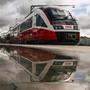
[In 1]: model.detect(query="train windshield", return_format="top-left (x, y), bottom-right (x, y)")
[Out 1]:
top-left (45, 8), bottom-right (73, 20)
top-left (44, 8), bottom-right (78, 30)
top-left (50, 8), bottom-right (72, 20)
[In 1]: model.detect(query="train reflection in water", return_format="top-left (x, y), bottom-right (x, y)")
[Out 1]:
top-left (4, 46), bottom-right (78, 82)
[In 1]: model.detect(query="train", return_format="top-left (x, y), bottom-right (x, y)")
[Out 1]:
top-left (3, 5), bottom-right (80, 45)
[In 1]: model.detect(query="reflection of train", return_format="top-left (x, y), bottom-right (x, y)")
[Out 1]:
top-left (7, 47), bottom-right (78, 82)
top-left (5, 5), bottom-right (80, 45)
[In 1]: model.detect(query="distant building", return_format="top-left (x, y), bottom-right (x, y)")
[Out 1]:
top-left (79, 37), bottom-right (90, 46)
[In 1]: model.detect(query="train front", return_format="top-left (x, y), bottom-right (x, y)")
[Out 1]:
top-left (44, 7), bottom-right (80, 45)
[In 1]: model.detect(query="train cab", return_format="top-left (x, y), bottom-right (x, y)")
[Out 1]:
top-left (31, 7), bottom-right (80, 44)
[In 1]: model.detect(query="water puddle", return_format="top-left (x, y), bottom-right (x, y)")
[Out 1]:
top-left (0, 46), bottom-right (89, 90)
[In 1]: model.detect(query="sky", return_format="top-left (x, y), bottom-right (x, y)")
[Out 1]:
top-left (0, 0), bottom-right (90, 37)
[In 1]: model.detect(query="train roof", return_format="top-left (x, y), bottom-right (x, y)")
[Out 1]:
top-left (30, 5), bottom-right (75, 10)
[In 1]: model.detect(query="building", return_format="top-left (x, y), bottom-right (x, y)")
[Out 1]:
top-left (79, 37), bottom-right (90, 46)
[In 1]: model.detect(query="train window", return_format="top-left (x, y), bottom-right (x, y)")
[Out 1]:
top-left (51, 9), bottom-right (65, 16)
top-left (26, 18), bottom-right (32, 28)
top-left (45, 8), bottom-right (73, 21)
top-left (20, 22), bottom-right (26, 31)
top-left (36, 63), bottom-right (46, 75)
top-left (20, 17), bottom-right (32, 32)
top-left (36, 14), bottom-right (47, 27)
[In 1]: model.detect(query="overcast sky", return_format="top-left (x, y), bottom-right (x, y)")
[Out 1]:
top-left (0, 0), bottom-right (90, 37)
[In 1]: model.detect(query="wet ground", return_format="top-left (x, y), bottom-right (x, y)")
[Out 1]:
top-left (0, 45), bottom-right (90, 90)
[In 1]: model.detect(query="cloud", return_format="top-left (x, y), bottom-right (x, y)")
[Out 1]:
top-left (0, 0), bottom-right (90, 37)
top-left (72, 3), bottom-right (90, 30)
top-left (0, 2), bottom-right (17, 28)
top-left (0, 0), bottom-right (15, 6)
top-left (0, 0), bottom-right (29, 32)
top-left (16, 2), bottom-right (30, 15)
top-left (78, 15), bottom-right (90, 29)
top-left (0, 18), bottom-right (11, 28)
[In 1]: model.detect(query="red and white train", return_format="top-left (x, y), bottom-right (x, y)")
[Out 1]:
top-left (8, 5), bottom-right (80, 44)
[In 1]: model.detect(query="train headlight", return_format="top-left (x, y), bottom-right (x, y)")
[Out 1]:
top-left (63, 61), bottom-right (73, 66)
top-left (53, 25), bottom-right (63, 29)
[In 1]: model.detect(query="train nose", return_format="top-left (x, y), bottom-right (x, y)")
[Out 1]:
top-left (55, 32), bottom-right (80, 44)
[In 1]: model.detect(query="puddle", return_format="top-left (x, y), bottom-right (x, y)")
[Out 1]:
top-left (0, 46), bottom-right (78, 82)
top-left (0, 46), bottom-right (89, 90)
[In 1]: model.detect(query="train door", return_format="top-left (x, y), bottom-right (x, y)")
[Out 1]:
top-left (32, 14), bottom-right (48, 42)
top-left (35, 14), bottom-right (47, 28)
